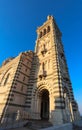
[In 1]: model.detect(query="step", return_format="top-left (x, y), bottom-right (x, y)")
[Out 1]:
top-left (24, 119), bottom-right (53, 130)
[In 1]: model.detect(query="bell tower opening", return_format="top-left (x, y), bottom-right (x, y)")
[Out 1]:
top-left (40, 89), bottom-right (49, 120)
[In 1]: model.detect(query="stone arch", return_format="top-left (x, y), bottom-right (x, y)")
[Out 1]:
top-left (31, 82), bottom-right (53, 120)
top-left (0, 67), bottom-right (12, 86)
top-left (32, 82), bottom-right (53, 98)
top-left (4, 73), bottom-right (10, 86)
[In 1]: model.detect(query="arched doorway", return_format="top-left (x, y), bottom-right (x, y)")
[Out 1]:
top-left (40, 89), bottom-right (49, 120)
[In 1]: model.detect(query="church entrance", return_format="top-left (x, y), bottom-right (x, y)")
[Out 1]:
top-left (40, 89), bottom-right (49, 120)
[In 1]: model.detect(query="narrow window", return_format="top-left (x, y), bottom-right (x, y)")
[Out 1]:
top-left (42, 62), bottom-right (44, 70)
top-left (4, 73), bottom-right (10, 86)
top-left (43, 29), bottom-right (46, 35)
top-left (23, 76), bottom-right (25, 81)
top-left (47, 26), bottom-right (50, 33)
top-left (43, 44), bottom-right (45, 49)
top-left (27, 61), bottom-right (29, 65)
top-left (39, 31), bottom-right (42, 38)
top-left (25, 68), bottom-right (27, 72)
top-left (21, 85), bottom-right (24, 91)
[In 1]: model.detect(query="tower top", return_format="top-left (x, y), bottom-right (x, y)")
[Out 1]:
top-left (36, 15), bottom-right (54, 32)
top-left (47, 15), bottom-right (54, 20)
top-left (36, 15), bottom-right (61, 39)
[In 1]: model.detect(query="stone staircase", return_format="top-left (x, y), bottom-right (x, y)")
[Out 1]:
top-left (24, 119), bottom-right (53, 130)
top-left (72, 123), bottom-right (82, 130)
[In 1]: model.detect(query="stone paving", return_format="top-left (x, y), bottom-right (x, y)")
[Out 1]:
top-left (9, 127), bottom-right (29, 130)
top-left (1, 120), bottom-right (82, 130)
top-left (9, 125), bottom-right (82, 130)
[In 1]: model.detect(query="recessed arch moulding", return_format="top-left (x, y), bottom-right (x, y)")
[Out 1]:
top-left (30, 81), bottom-right (55, 121)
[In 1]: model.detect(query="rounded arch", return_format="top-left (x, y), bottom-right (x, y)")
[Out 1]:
top-left (40, 89), bottom-right (49, 97)
top-left (31, 82), bottom-right (54, 120)
top-left (0, 67), bottom-right (12, 86)
top-left (32, 82), bottom-right (53, 98)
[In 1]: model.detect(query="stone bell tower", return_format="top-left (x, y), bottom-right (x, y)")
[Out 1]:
top-left (26, 16), bottom-right (80, 125)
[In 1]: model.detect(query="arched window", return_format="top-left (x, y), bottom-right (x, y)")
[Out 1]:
top-left (43, 44), bottom-right (45, 49)
top-left (21, 85), bottom-right (24, 91)
top-left (47, 26), bottom-right (50, 33)
top-left (42, 62), bottom-right (45, 70)
top-left (43, 29), bottom-right (46, 35)
top-left (23, 76), bottom-right (25, 81)
top-left (45, 61), bottom-right (47, 69)
top-left (39, 31), bottom-right (42, 38)
top-left (4, 73), bottom-right (10, 86)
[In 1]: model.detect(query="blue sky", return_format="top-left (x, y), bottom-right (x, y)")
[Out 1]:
top-left (0, 0), bottom-right (82, 114)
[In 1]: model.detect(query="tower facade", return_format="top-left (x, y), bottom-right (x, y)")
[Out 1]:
top-left (26, 16), bottom-right (80, 124)
top-left (0, 16), bottom-right (80, 125)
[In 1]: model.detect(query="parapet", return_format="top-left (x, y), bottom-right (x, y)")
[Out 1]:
top-left (2, 57), bottom-right (15, 66)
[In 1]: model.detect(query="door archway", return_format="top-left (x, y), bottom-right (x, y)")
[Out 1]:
top-left (40, 89), bottom-right (49, 120)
